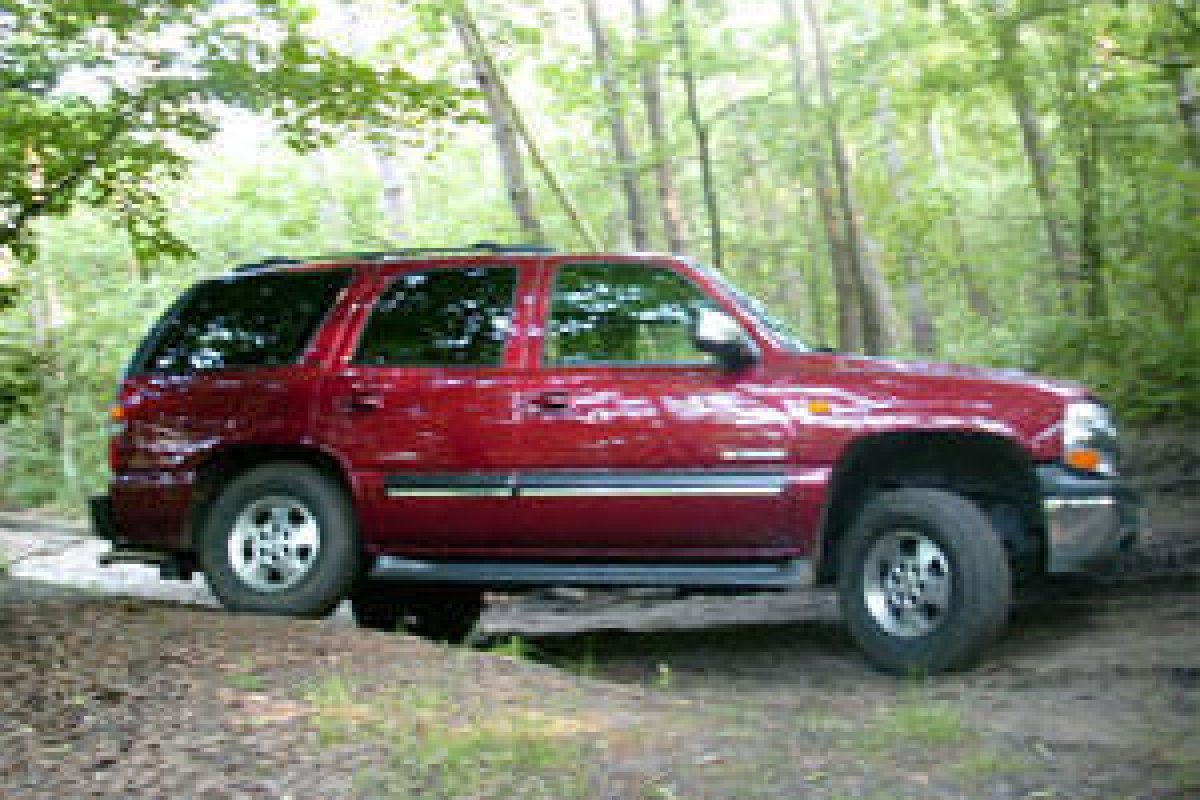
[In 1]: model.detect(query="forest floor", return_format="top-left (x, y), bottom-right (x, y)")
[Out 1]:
top-left (1, 446), bottom-right (1198, 798)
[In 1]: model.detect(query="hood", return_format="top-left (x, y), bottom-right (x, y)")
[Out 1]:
top-left (827, 355), bottom-right (1089, 399)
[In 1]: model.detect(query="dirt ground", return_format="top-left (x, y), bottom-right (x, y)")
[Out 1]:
top-left (1, 547), bottom-right (1198, 798)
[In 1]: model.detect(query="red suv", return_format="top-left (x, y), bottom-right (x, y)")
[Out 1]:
top-left (93, 245), bottom-right (1139, 673)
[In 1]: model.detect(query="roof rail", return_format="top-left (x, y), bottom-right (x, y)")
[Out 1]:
top-left (469, 241), bottom-right (556, 254)
top-left (232, 256), bottom-right (307, 272)
top-left (230, 243), bottom-right (557, 272)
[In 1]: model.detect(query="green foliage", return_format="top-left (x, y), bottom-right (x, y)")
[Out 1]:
top-left (1022, 314), bottom-right (1200, 425)
top-left (0, 0), bottom-right (477, 260)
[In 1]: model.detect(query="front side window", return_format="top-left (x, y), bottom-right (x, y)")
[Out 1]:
top-left (354, 266), bottom-right (518, 367)
top-left (546, 263), bottom-right (718, 365)
top-left (139, 269), bottom-right (350, 374)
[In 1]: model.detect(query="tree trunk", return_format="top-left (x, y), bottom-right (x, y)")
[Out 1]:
top-left (999, 32), bottom-right (1074, 311)
top-left (631, 0), bottom-right (687, 253)
top-left (777, 0), bottom-right (858, 351)
top-left (927, 114), bottom-right (995, 320)
top-left (370, 146), bottom-right (408, 244)
top-left (454, 5), bottom-right (598, 248)
top-left (1076, 120), bottom-right (1107, 319)
top-left (1172, 68), bottom-right (1200, 167)
top-left (669, 0), bottom-right (723, 270)
top-left (876, 88), bottom-right (936, 355)
top-left (733, 107), bottom-right (807, 325)
top-left (585, 0), bottom-right (650, 251)
top-left (801, 0), bottom-right (886, 354)
top-left (453, 18), bottom-right (544, 244)
top-left (803, 193), bottom-right (829, 346)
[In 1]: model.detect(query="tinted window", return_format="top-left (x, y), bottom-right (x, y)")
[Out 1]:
top-left (354, 267), bottom-right (518, 367)
top-left (138, 269), bottom-right (350, 374)
top-left (546, 264), bottom-right (717, 364)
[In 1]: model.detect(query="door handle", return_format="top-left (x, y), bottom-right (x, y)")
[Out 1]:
top-left (340, 392), bottom-right (384, 412)
top-left (530, 391), bottom-right (571, 411)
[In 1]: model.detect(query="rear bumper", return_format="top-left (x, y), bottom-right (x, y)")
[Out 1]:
top-left (1037, 465), bottom-right (1142, 574)
top-left (90, 493), bottom-right (194, 580)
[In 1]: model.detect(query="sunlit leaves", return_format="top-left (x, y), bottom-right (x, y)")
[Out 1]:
top-left (0, 0), bottom-right (477, 261)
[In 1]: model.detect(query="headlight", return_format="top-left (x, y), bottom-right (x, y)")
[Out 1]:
top-left (1063, 401), bottom-right (1118, 475)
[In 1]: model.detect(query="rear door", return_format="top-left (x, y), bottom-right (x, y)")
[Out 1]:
top-left (314, 260), bottom-right (538, 554)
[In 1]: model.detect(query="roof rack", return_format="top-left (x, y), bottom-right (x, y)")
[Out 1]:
top-left (232, 256), bottom-right (307, 272)
top-left (230, 243), bottom-right (556, 272)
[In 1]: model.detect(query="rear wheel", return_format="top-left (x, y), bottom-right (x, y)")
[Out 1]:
top-left (198, 464), bottom-right (358, 618)
top-left (839, 488), bottom-right (1012, 674)
top-left (350, 580), bottom-right (484, 643)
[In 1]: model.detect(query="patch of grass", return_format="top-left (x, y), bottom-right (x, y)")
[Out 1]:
top-left (303, 673), bottom-right (369, 747)
top-left (304, 671), bottom-right (594, 799)
top-left (954, 749), bottom-right (1035, 780)
top-left (653, 662), bottom-right (673, 691)
top-left (224, 672), bottom-right (267, 691)
top-left (482, 635), bottom-right (538, 661)
top-left (865, 697), bottom-right (972, 750)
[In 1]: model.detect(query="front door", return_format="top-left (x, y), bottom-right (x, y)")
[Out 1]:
top-left (510, 261), bottom-right (796, 557)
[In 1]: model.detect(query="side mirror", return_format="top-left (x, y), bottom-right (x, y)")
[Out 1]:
top-left (693, 309), bottom-right (757, 369)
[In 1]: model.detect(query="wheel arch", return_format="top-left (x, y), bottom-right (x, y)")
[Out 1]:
top-left (187, 444), bottom-right (356, 550)
top-left (813, 431), bottom-right (1044, 586)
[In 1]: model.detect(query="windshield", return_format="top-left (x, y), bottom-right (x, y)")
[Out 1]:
top-left (692, 263), bottom-right (811, 352)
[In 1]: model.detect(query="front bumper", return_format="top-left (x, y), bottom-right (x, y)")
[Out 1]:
top-left (1037, 465), bottom-right (1142, 573)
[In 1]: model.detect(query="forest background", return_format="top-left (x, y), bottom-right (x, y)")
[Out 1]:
top-left (1, 0), bottom-right (1197, 511)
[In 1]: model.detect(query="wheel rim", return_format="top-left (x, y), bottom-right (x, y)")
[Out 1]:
top-left (862, 529), bottom-right (952, 638)
top-left (227, 494), bottom-right (322, 593)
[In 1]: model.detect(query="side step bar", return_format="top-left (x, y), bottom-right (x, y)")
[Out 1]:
top-left (370, 557), bottom-right (813, 590)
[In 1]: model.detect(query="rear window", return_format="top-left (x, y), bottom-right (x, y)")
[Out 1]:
top-left (132, 269), bottom-right (350, 375)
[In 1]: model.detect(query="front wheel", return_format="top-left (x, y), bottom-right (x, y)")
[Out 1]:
top-left (198, 464), bottom-right (359, 618)
top-left (839, 489), bottom-right (1012, 675)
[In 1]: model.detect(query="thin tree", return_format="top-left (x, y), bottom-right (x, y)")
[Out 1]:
top-left (452, 18), bottom-right (544, 243)
top-left (453, 2), bottom-right (599, 249)
top-left (631, 0), bottom-right (688, 253)
top-left (1172, 67), bottom-right (1200, 167)
top-left (668, 0), bottom-right (723, 270)
top-left (876, 93), bottom-right (935, 354)
top-left (861, 1), bottom-right (934, 354)
top-left (584, 0), bottom-right (650, 250)
top-left (996, 23), bottom-right (1075, 311)
top-left (927, 113), bottom-right (995, 320)
top-left (778, 0), bottom-right (857, 351)
top-left (801, 0), bottom-right (889, 354)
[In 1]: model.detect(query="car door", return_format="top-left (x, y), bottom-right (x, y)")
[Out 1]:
top-left (314, 260), bottom-right (538, 554)
top-left (508, 259), bottom-right (798, 557)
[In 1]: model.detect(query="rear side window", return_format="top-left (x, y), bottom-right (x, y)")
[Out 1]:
top-left (354, 266), bottom-right (518, 367)
top-left (135, 269), bottom-right (350, 375)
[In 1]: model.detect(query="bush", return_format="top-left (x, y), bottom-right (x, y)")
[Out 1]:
top-left (1020, 313), bottom-right (1200, 425)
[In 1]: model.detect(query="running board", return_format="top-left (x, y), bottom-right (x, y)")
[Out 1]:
top-left (369, 557), bottom-right (812, 590)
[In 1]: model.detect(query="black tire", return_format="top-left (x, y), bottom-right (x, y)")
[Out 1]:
top-left (349, 580), bottom-right (484, 643)
top-left (838, 488), bottom-right (1012, 675)
top-left (198, 463), bottom-right (359, 618)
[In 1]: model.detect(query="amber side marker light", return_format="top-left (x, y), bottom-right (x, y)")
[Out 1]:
top-left (1065, 448), bottom-right (1101, 472)
top-left (108, 405), bottom-right (125, 422)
